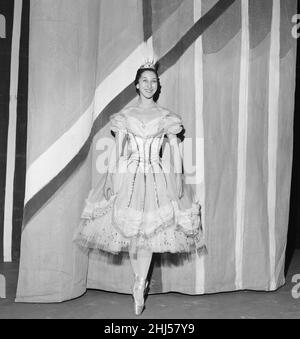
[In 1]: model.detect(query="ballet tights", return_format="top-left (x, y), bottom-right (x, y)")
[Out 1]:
top-left (129, 248), bottom-right (153, 280)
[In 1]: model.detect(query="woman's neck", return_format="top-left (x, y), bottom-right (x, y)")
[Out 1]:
top-left (136, 97), bottom-right (157, 109)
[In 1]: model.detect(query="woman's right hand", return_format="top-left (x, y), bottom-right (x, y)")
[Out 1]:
top-left (103, 173), bottom-right (114, 201)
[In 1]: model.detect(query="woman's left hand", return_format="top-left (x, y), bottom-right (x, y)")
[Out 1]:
top-left (103, 173), bottom-right (114, 201)
top-left (176, 173), bottom-right (183, 199)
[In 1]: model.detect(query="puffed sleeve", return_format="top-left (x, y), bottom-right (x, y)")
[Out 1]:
top-left (164, 112), bottom-right (183, 135)
top-left (109, 112), bottom-right (127, 133)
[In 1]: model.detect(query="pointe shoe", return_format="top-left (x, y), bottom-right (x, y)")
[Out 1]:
top-left (132, 274), bottom-right (149, 316)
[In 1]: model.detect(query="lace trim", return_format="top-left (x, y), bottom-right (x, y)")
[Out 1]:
top-left (75, 234), bottom-right (207, 256)
top-left (112, 202), bottom-right (201, 239)
top-left (80, 197), bottom-right (202, 240)
top-left (76, 192), bottom-right (205, 256)
top-left (80, 194), bottom-right (117, 219)
top-left (74, 216), bottom-right (207, 256)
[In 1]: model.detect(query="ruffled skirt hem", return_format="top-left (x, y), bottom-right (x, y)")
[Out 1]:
top-left (74, 235), bottom-right (207, 256)
top-left (73, 205), bottom-right (206, 256)
top-left (73, 220), bottom-right (207, 256)
top-left (73, 189), bottom-right (207, 256)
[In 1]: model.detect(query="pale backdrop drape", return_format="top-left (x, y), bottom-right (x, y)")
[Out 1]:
top-left (16, 0), bottom-right (297, 302)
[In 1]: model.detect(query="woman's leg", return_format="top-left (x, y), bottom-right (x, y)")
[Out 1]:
top-left (129, 248), bottom-right (153, 278)
top-left (129, 248), bottom-right (153, 306)
top-left (137, 248), bottom-right (153, 279)
top-left (129, 250), bottom-right (139, 277)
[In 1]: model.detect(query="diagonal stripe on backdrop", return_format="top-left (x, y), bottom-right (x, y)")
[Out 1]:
top-left (23, 0), bottom-right (237, 228)
top-left (142, 0), bottom-right (152, 41)
top-left (158, 0), bottom-right (236, 73)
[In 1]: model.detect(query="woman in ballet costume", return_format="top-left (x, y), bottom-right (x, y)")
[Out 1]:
top-left (74, 58), bottom-right (206, 316)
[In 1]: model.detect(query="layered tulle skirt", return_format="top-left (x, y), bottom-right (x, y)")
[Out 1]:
top-left (73, 158), bottom-right (206, 255)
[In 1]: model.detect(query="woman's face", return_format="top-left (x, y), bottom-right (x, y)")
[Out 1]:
top-left (136, 70), bottom-right (158, 100)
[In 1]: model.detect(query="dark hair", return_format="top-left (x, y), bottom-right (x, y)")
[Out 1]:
top-left (134, 67), bottom-right (161, 102)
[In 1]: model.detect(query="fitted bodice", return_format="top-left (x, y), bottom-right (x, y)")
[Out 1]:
top-left (126, 132), bottom-right (165, 165)
top-left (110, 107), bottom-right (183, 168)
top-left (123, 113), bottom-right (167, 166)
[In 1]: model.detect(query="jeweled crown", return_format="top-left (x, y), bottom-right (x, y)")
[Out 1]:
top-left (139, 57), bottom-right (157, 70)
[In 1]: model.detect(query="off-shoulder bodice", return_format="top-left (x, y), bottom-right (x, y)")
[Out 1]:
top-left (110, 107), bottom-right (183, 166)
top-left (110, 107), bottom-right (183, 138)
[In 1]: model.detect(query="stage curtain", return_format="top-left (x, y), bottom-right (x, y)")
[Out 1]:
top-left (16, 0), bottom-right (297, 302)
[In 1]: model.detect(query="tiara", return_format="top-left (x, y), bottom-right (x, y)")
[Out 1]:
top-left (139, 57), bottom-right (157, 70)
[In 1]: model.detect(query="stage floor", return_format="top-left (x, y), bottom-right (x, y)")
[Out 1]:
top-left (0, 251), bottom-right (300, 319)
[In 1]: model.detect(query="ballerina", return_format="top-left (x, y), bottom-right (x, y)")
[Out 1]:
top-left (74, 59), bottom-right (206, 316)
